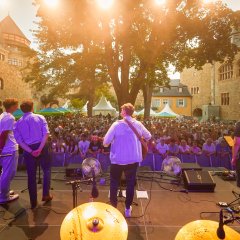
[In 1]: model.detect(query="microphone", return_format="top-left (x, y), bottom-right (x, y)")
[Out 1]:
top-left (91, 167), bottom-right (99, 199)
top-left (217, 210), bottom-right (225, 239)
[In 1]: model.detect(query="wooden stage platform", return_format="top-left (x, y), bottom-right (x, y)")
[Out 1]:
top-left (0, 167), bottom-right (240, 240)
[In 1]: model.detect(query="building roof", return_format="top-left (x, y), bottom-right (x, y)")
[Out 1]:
top-left (152, 79), bottom-right (192, 97)
top-left (0, 15), bottom-right (30, 46)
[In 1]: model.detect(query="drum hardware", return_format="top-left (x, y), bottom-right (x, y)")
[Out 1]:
top-left (60, 202), bottom-right (128, 240)
top-left (175, 220), bottom-right (240, 240)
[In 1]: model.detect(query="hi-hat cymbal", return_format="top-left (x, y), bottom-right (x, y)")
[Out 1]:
top-left (175, 220), bottom-right (240, 240)
top-left (60, 202), bottom-right (128, 240)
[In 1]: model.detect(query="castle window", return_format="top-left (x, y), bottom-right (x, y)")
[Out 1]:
top-left (8, 58), bottom-right (22, 67)
top-left (219, 63), bottom-right (233, 80)
top-left (221, 93), bottom-right (229, 106)
top-left (238, 60), bottom-right (240, 76)
top-left (179, 87), bottom-right (183, 93)
top-left (191, 88), bottom-right (193, 94)
top-left (0, 53), bottom-right (5, 61)
top-left (0, 78), bottom-right (3, 90)
top-left (177, 99), bottom-right (184, 107)
top-left (160, 87), bottom-right (164, 93)
top-left (151, 99), bottom-right (161, 108)
top-left (163, 99), bottom-right (168, 105)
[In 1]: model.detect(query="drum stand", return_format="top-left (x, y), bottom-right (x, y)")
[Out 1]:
top-left (67, 179), bottom-right (91, 208)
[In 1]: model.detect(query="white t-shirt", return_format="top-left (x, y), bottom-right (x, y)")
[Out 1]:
top-left (0, 112), bottom-right (18, 153)
top-left (103, 116), bottom-right (152, 164)
top-left (202, 143), bottom-right (215, 153)
top-left (179, 145), bottom-right (190, 153)
top-left (78, 140), bottom-right (90, 154)
top-left (156, 143), bottom-right (169, 154)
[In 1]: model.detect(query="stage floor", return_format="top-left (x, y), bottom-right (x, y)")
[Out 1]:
top-left (0, 168), bottom-right (240, 240)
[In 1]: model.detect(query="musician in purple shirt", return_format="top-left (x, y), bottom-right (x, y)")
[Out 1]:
top-left (14, 100), bottom-right (52, 209)
top-left (103, 103), bottom-right (151, 218)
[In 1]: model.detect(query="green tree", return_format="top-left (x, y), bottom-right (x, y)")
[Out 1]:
top-left (32, 0), bottom-right (239, 118)
top-left (70, 98), bottom-right (85, 110)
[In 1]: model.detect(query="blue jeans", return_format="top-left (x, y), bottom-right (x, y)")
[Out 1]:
top-left (0, 151), bottom-right (18, 201)
top-left (23, 143), bottom-right (51, 206)
top-left (110, 162), bottom-right (138, 209)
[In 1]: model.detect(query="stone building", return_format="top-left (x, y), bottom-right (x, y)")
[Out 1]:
top-left (180, 33), bottom-right (240, 121)
top-left (151, 79), bottom-right (192, 116)
top-left (0, 15), bottom-right (37, 112)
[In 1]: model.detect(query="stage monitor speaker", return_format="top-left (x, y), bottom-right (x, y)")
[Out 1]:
top-left (183, 170), bottom-right (216, 192)
top-left (65, 164), bottom-right (83, 179)
top-left (180, 163), bottom-right (202, 172)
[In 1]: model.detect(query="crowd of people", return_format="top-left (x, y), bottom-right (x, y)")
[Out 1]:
top-left (0, 99), bottom-right (239, 212)
top-left (46, 114), bottom-right (236, 159)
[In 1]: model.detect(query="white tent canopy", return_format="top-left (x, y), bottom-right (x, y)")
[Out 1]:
top-left (93, 96), bottom-right (117, 116)
top-left (62, 100), bottom-right (70, 109)
top-left (156, 103), bottom-right (179, 117)
top-left (136, 108), bottom-right (157, 116)
top-left (81, 101), bottom-right (88, 113)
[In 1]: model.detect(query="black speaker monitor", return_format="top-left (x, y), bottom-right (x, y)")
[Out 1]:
top-left (183, 170), bottom-right (216, 192)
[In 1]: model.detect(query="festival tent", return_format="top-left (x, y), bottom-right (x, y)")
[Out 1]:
top-left (37, 107), bottom-right (64, 116)
top-left (136, 108), bottom-right (157, 116)
top-left (81, 101), bottom-right (88, 114)
top-left (62, 100), bottom-right (70, 109)
top-left (55, 107), bottom-right (73, 113)
top-left (155, 103), bottom-right (179, 117)
top-left (13, 109), bottom-right (24, 118)
top-left (93, 96), bottom-right (117, 116)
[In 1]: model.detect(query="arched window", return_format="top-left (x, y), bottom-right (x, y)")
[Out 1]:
top-left (0, 78), bottom-right (3, 90)
top-left (238, 60), bottom-right (240, 77)
top-left (219, 63), bottom-right (233, 81)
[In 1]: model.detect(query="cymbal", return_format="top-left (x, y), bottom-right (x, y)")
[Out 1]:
top-left (60, 202), bottom-right (128, 240)
top-left (175, 220), bottom-right (240, 240)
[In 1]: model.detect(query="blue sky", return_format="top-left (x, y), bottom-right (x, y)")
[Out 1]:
top-left (0, 0), bottom-right (239, 78)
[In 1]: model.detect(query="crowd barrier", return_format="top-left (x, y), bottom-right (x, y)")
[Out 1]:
top-left (17, 152), bottom-right (233, 172)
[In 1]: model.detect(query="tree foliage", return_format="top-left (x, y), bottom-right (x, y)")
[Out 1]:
top-left (30, 0), bottom-right (239, 117)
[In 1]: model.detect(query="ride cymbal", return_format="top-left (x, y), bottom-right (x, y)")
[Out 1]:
top-left (175, 220), bottom-right (240, 240)
top-left (60, 202), bottom-right (128, 240)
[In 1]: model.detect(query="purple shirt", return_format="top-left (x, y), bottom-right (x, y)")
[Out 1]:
top-left (14, 112), bottom-right (49, 145)
top-left (103, 116), bottom-right (151, 164)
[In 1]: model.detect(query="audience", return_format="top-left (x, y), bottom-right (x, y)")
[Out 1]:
top-left (42, 114), bottom-right (234, 162)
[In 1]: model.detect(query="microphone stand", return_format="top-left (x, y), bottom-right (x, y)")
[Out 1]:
top-left (66, 179), bottom-right (91, 208)
top-left (217, 209), bottom-right (225, 239)
top-left (90, 167), bottom-right (99, 200)
top-left (217, 208), bottom-right (240, 239)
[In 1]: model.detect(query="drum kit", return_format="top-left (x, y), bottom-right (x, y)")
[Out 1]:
top-left (60, 157), bottom-right (240, 240)
top-left (175, 220), bottom-right (240, 240)
top-left (60, 202), bottom-right (128, 240)
top-left (60, 206), bottom-right (240, 240)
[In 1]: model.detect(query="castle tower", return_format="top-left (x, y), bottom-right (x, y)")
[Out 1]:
top-left (0, 15), bottom-right (36, 111)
